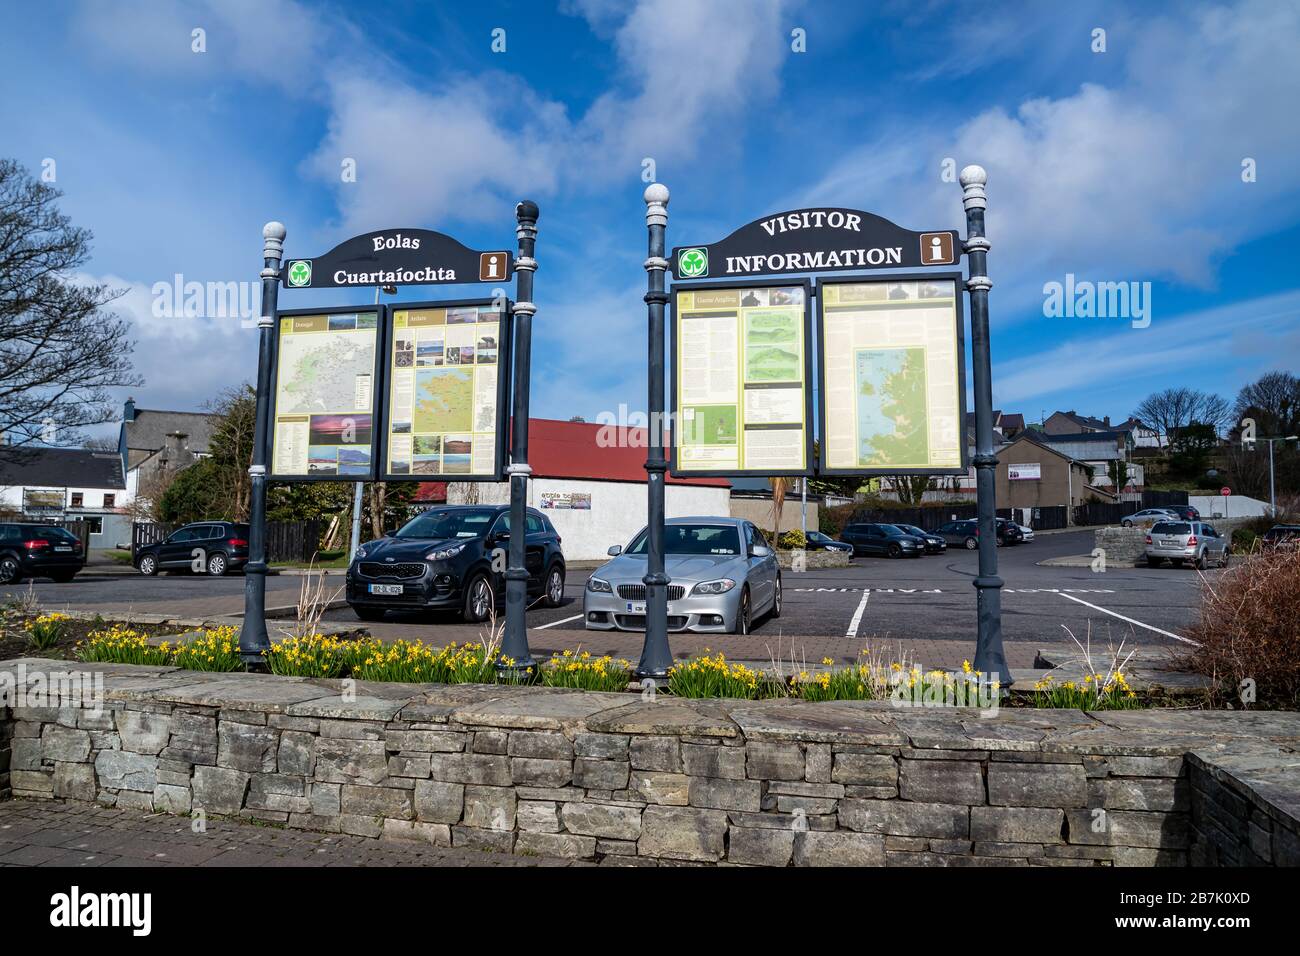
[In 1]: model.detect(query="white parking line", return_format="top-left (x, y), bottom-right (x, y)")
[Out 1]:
top-left (1056, 592), bottom-right (1200, 646)
top-left (844, 590), bottom-right (870, 639)
top-left (534, 613), bottom-right (584, 630)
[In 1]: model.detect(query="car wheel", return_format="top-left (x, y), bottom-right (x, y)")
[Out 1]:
top-left (888, 543), bottom-right (901, 558)
top-left (543, 564), bottom-right (565, 608)
top-left (1195, 551), bottom-right (1208, 571)
top-left (137, 555), bottom-right (158, 576)
top-left (207, 553), bottom-right (228, 576)
top-left (733, 587), bottom-right (751, 635)
top-left (964, 537), bottom-right (977, 550)
top-left (1147, 557), bottom-right (1162, 568)
top-left (353, 606), bottom-right (386, 622)
top-left (462, 573), bottom-right (493, 623)
top-left (0, 555), bottom-right (23, 585)
top-left (770, 575), bottom-right (782, 619)
top-left (1121, 520), bottom-right (1132, 527)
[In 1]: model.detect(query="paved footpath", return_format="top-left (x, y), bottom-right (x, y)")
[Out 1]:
top-left (0, 800), bottom-right (582, 868)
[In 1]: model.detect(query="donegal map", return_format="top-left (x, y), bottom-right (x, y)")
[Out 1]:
top-left (414, 367), bottom-right (474, 433)
top-left (854, 347), bottom-right (929, 465)
top-left (277, 331), bottom-right (374, 414)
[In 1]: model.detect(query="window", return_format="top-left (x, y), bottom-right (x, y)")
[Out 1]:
top-left (83, 516), bottom-right (102, 535)
top-left (525, 513), bottom-right (545, 534)
top-left (70, 493), bottom-right (83, 508)
top-left (103, 494), bottom-right (116, 508)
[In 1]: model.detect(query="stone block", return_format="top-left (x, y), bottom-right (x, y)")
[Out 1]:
top-left (689, 776), bottom-right (763, 812)
top-left (315, 738), bottom-right (389, 785)
top-left (638, 806), bottom-right (727, 862)
top-left (11, 769), bottom-right (53, 795)
top-left (382, 819), bottom-right (452, 846)
top-left (217, 721), bottom-right (278, 773)
top-left (510, 757), bottom-right (572, 788)
top-left (42, 724), bottom-right (91, 762)
top-left (52, 762), bottom-right (97, 801)
top-left (508, 731), bottom-right (574, 760)
top-left (899, 759), bottom-right (985, 805)
top-left (191, 765), bottom-right (250, 813)
top-left (988, 762), bottom-right (1087, 808)
top-left (728, 827), bottom-right (795, 866)
top-left (574, 758), bottom-right (630, 790)
top-left (428, 752), bottom-right (511, 787)
top-left (574, 733), bottom-right (629, 759)
top-left (94, 749), bottom-right (157, 792)
top-left (153, 783), bottom-right (192, 814)
top-left (452, 825), bottom-right (514, 854)
top-left (1065, 809), bottom-right (1188, 849)
top-left (414, 779), bottom-right (464, 824)
top-left (516, 831), bottom-right (596, 859)
top-left (385, 729), bottom-right (466, 753)
top-left (832, 752), bottom-right (897, 787)
top-left (682, 742), bottom-right (746, 779)
top-left (561, 802), bottom-right (642, 840)
top-left (517, 800), bottom-right (561, 832)
top-left (277, 731), bottom-right (316, 776)
top-left (463, 785), bottom-right (516, 830)
top-left (387, 754), bottom-right (431, 779)
top-left (115, 711), bottom-right (172, 755)
top-left (746, 741), bottom-right (806, 781)
top-left (793, 830), bottom-right (885, 866)
top-left (839, 799), bottom-right (969, 839)
top-left (805, 743), bottom-right (832, 783)
top-left (341, 784), bottom-right (413, 820)
top-left (310, 782), bottom-right (341, 816)
top-left (970, 806), bottom-right (1064, 844)
top-left (629, 770), bottom-right (690, 805)
top-left (471, 730), bottom-right (508, 754)
top-left (1087, 777), bottom-right (1187, 812)
top-left (630, 736), bottom-right (681, 772)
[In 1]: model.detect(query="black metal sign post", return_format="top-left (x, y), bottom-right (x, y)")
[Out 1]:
top-left (959, 166), bottom-right (1011, 688)
top-left (501, 201), bottom-right (539, 675)
top-left (240, 219), bottom-right (532, 667)
top-left (239, 222), bottom-right (286, 664)
top-left (637, 184), bottom-right (673, 680)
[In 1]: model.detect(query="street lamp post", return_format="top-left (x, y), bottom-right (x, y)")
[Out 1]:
top-left (637, 183), bottom-right (673, 680)
top-left (959, 166), bottom-right (1012, 689)
top-left (239, 220), bottom-right (285, 666)
top-left (500, 200), bottom-right (539, 673)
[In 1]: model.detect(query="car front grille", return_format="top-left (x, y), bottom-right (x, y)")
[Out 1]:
top-left (358, 562), bottom-right (426, 580)
top-left (615, 614), bottom-right (690, 631)
top-left (617, 584), bottom-right (686, 601)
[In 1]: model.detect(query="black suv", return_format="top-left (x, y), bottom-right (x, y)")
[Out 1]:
top-left (346, 505), bottom-right (566, 623)
top-left (935, 518), bottom-right (1022, 549)
top-left (0, 523), bottom-right (85, 583)
top-left (1163, 504), bottom-right (1201, 521)
top-left (839, 523), bottom-right (924, 558)
top-left (135, 521), bottom-right (249, 576)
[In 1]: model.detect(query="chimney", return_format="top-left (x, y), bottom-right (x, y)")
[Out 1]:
top-left (1104, 415), bottom-right (1111, 426)
top-left (123, 397), bottom-right (136, 423)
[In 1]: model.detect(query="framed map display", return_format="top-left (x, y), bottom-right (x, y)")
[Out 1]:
top-left (378, 298), bottom-right (512, 482)
top-left (269, 307), bottom-right (382, 480)
top-left (816, 273), bottom-right (967, 476)
top-left (669, 280), bottom-right (814, 478)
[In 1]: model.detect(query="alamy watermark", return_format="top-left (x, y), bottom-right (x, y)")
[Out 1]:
top-left (0, 662), bottom-right (104, 715)
top-left (151, 274), bottom-right (258, 326)
top-left (1043, 274), bottom-right (1151, 329)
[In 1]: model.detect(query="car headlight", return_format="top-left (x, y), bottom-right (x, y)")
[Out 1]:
top-left (692, 578), bottom-right (736, 595)
top-left (587, 577), bottom-right (612, 593)
top-left (425, 543), bottom-right (467, 561)
top-left (355, 546), bottom-right (368, 559)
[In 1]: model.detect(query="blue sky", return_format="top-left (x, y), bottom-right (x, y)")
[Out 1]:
top-left (3, 0), bottom-right (1298, 439)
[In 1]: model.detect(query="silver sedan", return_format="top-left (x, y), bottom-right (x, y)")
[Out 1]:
top-left (583, 517), bottom-right (780, 635)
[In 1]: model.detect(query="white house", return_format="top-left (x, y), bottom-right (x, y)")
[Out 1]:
top-left (0, 446), bottom-right (131, 549)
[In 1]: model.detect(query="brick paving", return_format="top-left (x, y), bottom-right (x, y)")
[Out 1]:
top-left (0, 800), bottom-right (585, 868)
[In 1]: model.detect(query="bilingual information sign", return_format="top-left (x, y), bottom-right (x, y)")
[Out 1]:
top-left (671, 208), bottom-right (960, 281)
top-left (283, 228), bottom-right (513, 290)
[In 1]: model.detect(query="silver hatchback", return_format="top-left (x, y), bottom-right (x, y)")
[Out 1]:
top-left (1145, 520), bottom-right (1229, 569)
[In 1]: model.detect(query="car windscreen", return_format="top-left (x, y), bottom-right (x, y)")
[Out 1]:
top-left (874, 525), bottom-right (903, 535)
top-left (396, 509), bottom-right (497, 540)
top-left (1151, 522), bottom-right (1191, 535)
top-left (897, 525), bottom-right (925, 536)
top-left (625, 524), bottom-right (741, 556)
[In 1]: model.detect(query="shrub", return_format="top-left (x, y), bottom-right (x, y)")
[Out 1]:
top-left (76, 624), bottom-right (174, 666)
top-left (27, 612), bottom-right (71, 650)
top-left (265, 634), bottom-right (347, 678)
top-left (777, 529), bottom-right (807, 551)
top-left (346, 638), bottom-right (523, 684)
top-left (171, 626), bottom-right (242, 672)
top-left (540, 650), bottom-right (633, 691)
top-left (667, 651), bottom-right (781, 699)
top-left (792, 658), bottom-right (877, 701)
top-left (1187, 547), bottom-right (1300, 708)
top-left (1030, 672), bottom-right (1141, 709)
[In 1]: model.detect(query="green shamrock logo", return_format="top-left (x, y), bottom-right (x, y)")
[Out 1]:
top-left (678, 248), bottom-right (708, 278)
top-left (287, 260), bottom-right (312, 287)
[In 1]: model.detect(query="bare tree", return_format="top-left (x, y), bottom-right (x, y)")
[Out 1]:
top-left (1133, 388), bottom-right (1230, 446)
top-left (0, 159), bottom-right (142, 456)
top-left (1233, 371), bottom-right (1300, 437)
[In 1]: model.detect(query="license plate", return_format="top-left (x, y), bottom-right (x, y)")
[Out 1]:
top-left (626, 601), bottom-right (645, 613)
top-left (1160, 539), bottom-right (1180, 547)
top-left (54, 546), bottom-right (72, 552)
top-left (369, 584), bottom-right (403, 596)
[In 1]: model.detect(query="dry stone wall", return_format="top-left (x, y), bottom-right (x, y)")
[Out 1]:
top-left (2, 659), bottom-right (1298, 866)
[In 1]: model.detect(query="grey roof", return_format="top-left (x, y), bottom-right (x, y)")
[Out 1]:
top-left (0, 447), bottom-right (126, 490)
top-left (122, 409), bottom-right (217, 454)
top-left (1053, 410), bottom-right (1111, 431)
top-left (1037, 430), bottom-right (1127, 443)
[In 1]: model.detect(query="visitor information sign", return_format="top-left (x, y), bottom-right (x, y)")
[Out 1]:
top-left (670, 281), bottom-right (813, 477)
top-left (269, 308), bottom-right (382, 480)
top-left (816, 274), bottom-right (967, 476)
top-left (380, 300), bottom-right (511, 481)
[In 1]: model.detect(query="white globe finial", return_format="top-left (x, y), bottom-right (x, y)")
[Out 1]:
top-left (644, 182), bottom-right (669, 206)
top-left (263, 221), bottom-right (287, 240)
top-left (959, 165), bottom-right (986, 187)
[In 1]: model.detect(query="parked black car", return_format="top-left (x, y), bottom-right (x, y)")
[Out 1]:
top-left (893, 524), bottom-right (948, 554)
top-left (803, 530), bottom-right (854, 554)
top-left (838, 523), bottom-right (924, 558)
top-left (135, 521), bottom-right (249, 576)
top-left (0, 523), bottom-right (86, 583)
top-left (934, 519), bottom-right (1022, 549)
top-left (1163, 504), bottom-right (1201, 521)
top-left (346, 505), bottom-right (566, 622)
top-left (1261, 525), bottom-right (1300, 549)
